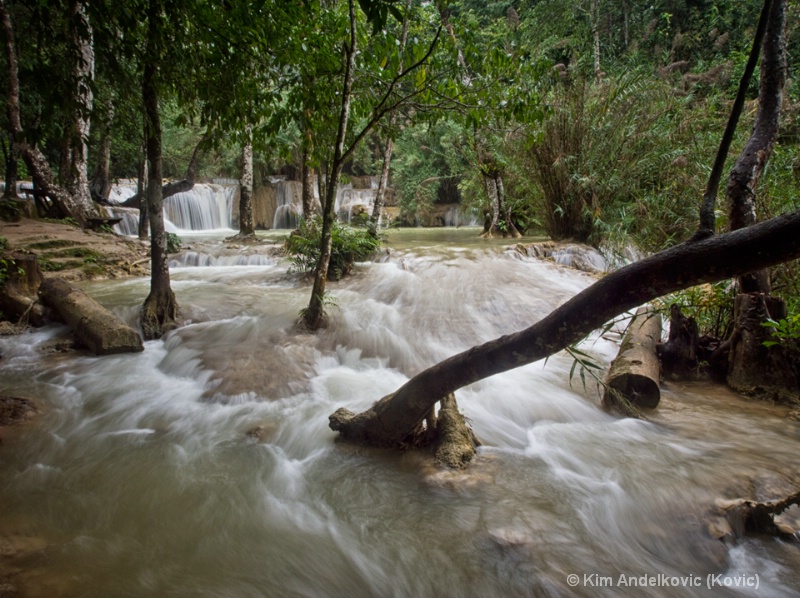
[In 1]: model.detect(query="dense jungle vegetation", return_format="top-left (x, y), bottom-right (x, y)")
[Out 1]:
top-left (2, 0), bottom-right (800, 335)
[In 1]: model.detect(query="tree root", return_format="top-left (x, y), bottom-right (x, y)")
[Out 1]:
top-left (713, 491), bottom-right (800, 541)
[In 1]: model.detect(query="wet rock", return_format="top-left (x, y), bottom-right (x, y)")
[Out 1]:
top-left (0, 397), bottom-right (38, 427)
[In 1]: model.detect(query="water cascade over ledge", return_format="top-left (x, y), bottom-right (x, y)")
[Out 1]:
top-left (1, 229), bottom-right (798, 596)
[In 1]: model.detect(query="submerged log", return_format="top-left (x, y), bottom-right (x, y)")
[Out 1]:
top-left (38, 278), bottom-right (143, 355)
top-left (603, 306), bottom-right (661, 412)
top-left (727, 292), bottom-right (798, 403)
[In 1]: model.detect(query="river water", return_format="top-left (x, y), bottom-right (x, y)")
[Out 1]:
top-left (1, 228), bottom-right (799, 597)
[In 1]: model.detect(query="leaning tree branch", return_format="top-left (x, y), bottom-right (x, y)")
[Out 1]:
top-left (695, 0), bottom-right (774, 237)
top-left (118, 135), bottom-right (207, 208)
top-left (330, 208), bottom-right (800, 446)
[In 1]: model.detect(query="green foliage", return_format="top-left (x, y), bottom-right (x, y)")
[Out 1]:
top-left (655, 282), bottom-right (736, 339)
top-left (166, 233), bottom-right (183, 254)
top-left (285, 217), bottom-right (382, 281)
top-left (763, 314), bottom-right (800, 348)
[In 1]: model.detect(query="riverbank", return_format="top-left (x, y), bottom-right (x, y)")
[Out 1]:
top-left (1, 218), bottom-right (150, 282)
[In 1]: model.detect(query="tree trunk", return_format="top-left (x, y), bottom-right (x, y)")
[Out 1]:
top-left (329, 209), bottom-right (800, 449)
top-left (659, 304), bottom-right (700, 379)
top-left (370, 135), bottom-right (393, 231)
top-left (90, 98), bottom-right (114, 202)
top-left (727, 292), bottom-right (797, 403)
top-left (137, 152), bottom-right (149, 240)
top-left (480, 171), bottom-right (520, 239)
top-left (140, 0), bottom-right (178, 340)
top-left (696, 0), bottom-right (774, 237)
top-left (63, 0), bottom-right (95, 216)
top-left (1, 1), bottom-right (97, 226)
top-left (301, 141), bottom-right (315, 221)
top-left (39, 278), bottom-right (143, 355)
top-left (2, 137), bottom-right (18, 199)
top-left (237, 129), bottom-right (255, 237)
top-left (301, 0), bottom-right (357, 331)
top-left (726, 0), bottom-right (786, 294)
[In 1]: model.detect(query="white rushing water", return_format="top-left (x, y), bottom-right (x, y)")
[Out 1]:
top-left (1, 229), bottom-right (799, 597)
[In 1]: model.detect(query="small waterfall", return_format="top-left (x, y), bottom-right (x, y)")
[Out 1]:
top-left (272, 180), bottom-right (303, 229)
top-left (164, 185), bottom-right (236, 231)
top-left (108, 183), bottom-right (237, 234)
top-left (335, 180), bottom-right (378, 223)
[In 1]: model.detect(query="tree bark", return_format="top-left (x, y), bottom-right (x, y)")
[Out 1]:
top-left (39, 278), bottom-right (144, 355)
top-left (63, 0), bottom-right (95, 216)
top-left (90, 98), bottom-right (114, 202)
top-left (237, 128), bottom-right (255, 237)
top-left (140, 0), bottom-right (178, 340)
top-left (1, 1), bottom-right (97, 226)
top-left (659, 304), bottom-right (700, 379)
top-left (590, 0), bottom-right (601, 81)
top-left (726, 292), bottom-right (797, 403)
top-left (2, 136), bottom-right (18, 199)
top-left (329, 209), bottom-right (800, 448)
top-left (302, 0), bottom-right (358, 331)
top-left (726, 0), bottom-right (786, 293)
top-left (137, 151), bottom-right (149, 240)
top-left (603, 306), bottom-right (661, 412)
top-left (301, 140), bottom-right (316, 221)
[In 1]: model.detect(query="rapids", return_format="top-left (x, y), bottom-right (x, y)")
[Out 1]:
top-left (1, 228), bottom-right (799, 597)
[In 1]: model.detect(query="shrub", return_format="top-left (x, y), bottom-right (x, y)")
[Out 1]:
top-left (285, 217), bottom-right (383, 280)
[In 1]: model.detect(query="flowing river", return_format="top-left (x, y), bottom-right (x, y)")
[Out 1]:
top-left (1, 228), bottom-right (799, 597)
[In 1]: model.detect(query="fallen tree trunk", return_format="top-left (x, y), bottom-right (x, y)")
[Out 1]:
top-left (329, 209), bottom-right (800, 448)
top-left (38, 278), bottom-right (144, 355)
top-left (602, 306), bottom-right (661, 413)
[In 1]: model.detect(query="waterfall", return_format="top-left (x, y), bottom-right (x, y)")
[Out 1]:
top-left (108, 183), bottom-right (237, 234)
top-left (272, 179), bottom-right (303, 229)
top-left (164, 185), bottom-right (236, 231)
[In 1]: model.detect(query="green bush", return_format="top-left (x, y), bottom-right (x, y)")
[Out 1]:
top-left (166, 232), bottom-right (182, 254)
top-left (285, 217), bottom-right (383, 281)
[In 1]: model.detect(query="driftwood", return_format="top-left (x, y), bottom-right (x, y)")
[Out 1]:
top-left (715, 490), bottom-right (800, 541)
top-left (603, 306), bottom-right (661, 412)
top-left (0, 251), bottom-right (46, 325)
top-left (38, 278), bottom-right (143, 355)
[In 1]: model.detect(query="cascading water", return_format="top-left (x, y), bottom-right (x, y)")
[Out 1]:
top-left (272, 180), bottom-right (303, 230)
top-left (1, 229), bottom-right (798, 596)
top-left (107, 183), bottom-right (237, 235)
